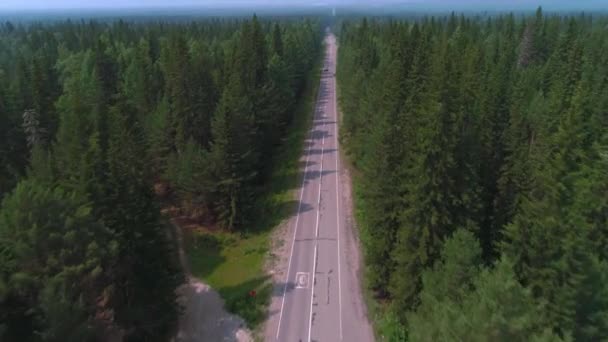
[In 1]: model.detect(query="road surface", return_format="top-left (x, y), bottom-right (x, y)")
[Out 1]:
top-left (266, 32), bottom-right (374, 342)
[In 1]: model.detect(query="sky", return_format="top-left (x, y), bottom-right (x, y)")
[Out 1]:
top-left (0, 0), bottom-right (605, 11)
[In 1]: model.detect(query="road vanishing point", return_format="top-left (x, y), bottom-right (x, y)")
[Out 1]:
top-left (266, 31), bottom-right (374, 342)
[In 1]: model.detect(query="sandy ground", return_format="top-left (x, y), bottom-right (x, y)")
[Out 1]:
top-left (264, 204), bottom-right (292, 331)
top-left (338, 158), bottom-right (373, 339)
top-left (172, 223), bottom-right (252, 342)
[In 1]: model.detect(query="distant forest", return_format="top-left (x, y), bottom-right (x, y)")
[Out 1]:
top-left (0, 17), bottom-right (321, 341)
top-left (338, 8), bottom-right (608, 341)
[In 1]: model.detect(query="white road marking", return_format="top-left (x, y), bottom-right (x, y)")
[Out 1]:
top-left (296, 272), bottom-right (310, 289)
top-left (308, 245), bottom-right (318, 342)
top-left (276, 38), bottom-right (337, 341)
top-left (316, 133), bottom-right (326, 238)
top-left (308, 115), bottom-right (326, 342)
top-left (332, 38), bottom-right (344, 340)
top-left (275, 79), bottom-right (320, 340)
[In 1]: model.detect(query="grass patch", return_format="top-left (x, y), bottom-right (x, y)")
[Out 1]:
top-left (187, 230), bottom-right (272, 327)
top-left (185, 60), bottom-right (322, 330)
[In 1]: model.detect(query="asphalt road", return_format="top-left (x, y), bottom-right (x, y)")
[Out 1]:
top-left (268, 32), bottom-right (374, 342)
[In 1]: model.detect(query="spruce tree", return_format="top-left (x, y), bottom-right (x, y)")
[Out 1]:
top-left (208, 74), bottom-right (258, 230)
top-left (0, 179), bottom-right (115, 341)
top-left (103, 100), bottom-right (182, 340)
top-left (271, 23), bottom-right (284, 57)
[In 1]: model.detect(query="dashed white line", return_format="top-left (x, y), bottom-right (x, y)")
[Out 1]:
top-left (309, 115), bottom-right (326, 342)
top-left (332, 38), bottom-right (344, 340)
top-left (307, 245), bottom-right (318, 342)
top-left (275, 80), bottom-right (320, 340)
top-left (315, 133), bottom-right (326, 238)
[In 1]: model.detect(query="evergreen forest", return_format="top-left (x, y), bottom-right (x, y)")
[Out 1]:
top-left (0, 17), bottom-right (321, 341)
top-left (338, 8), bottom-right (608, 341)
top-left (3, 5), bottom-right (608, 341)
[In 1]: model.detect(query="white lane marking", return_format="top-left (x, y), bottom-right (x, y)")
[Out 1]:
top-left (296, 272), bottom-right (310, 289)
top-left (316, 133), bottom-right (326, 238)
top-left (333, 37), bottom-right (344, 340)
top-left (275, 68), bottom-right (321, 340)
top-left (308, 103), bottom-right (326, 342)
top-left (308, 245), bottom-right (318, 342)
top-left (308, 41), bottom-right (330, 342)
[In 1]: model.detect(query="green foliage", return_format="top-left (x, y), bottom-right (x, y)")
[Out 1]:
top-left (377, 310), bottom-right (408, 342)
top-left (37, 281), bottom-right (94, 342)
top-left (339, 10), bottom-right (608, 341)
top-left (187, 230), bottom-right (271, 329)
top-left (145, 97), bottom-right (173, 173)
top-left (207, 76), bottom-right (258, 230)
top-left (0, 74), bottom-right (28, 199)
top-left (0, 179), bottom-right (114, 341)
top-left (102, 100), bottom-right (183, 341)
top-left (0, 16), bottom-right (322, 340)
top-left (415, 230), bottom-right (482, 302)
top-left (408, 230), bottom-right (561, 342)
top-left (166, 139), bottom-right (211, 203)
top-left (185, 55), bottom-right (322, 329)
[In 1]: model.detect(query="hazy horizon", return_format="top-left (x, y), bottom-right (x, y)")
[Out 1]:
top-left (0, 0), bottom-right (606, 11)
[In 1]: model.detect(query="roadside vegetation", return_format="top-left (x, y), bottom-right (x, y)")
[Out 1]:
top-left (0, 17), bottom-right (321, 341)
top-left (185, 58), bottom-right (322, 329)
top-left (338, 9), bottom-right (608, 341)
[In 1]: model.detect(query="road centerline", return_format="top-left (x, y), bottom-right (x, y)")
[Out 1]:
top-left (332, 39), bottom-right (344, 340)
top-left (315, 134), bottom-right (326, 239)
top-left (307, 245), bottom-right (319, 342)
top-left (308, 118), bottom-right (326, 342)
top-left (271, 33), bottom-right (367, 342)
top-left (275, 84), bottom-right (320, 340)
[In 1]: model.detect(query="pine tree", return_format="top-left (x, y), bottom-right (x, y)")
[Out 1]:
top-left (357, 31), bottom-right (408, 297)
top-left (0, 78), bottom-right (28, 198)
top-left (271, 23), bottom-right (284, 57)
top-left (31, 49), bottom-right (60, 138)
top-left (103, 100), bottom-right (182, 340)
top-left (145, 97), bottom-right (173, 174)
top-left (335, 13), bottom-right (608, 341)
top-left (121, 38), bottom-right (155, 121)
top-left (256, 53), bottom-right (294, 171)
top-left (208, 74), bottom-right (258, 230)
top-left (502, 76), bottom-right (608, 339)
top-left (390, 26), bottom-right (473, 315)
top-left (22, 109), bottom-right (46, 148)
top-left (408, 230), bottom-right (560, 342)
top-left (53, 50), bottom-right (107, 202)
top-left (0, 179), bottom-right (115, 341)
top-left (477, 27), bottom-right (517, 259)
top-left (162, 32), bottom-right (193, 152)
top-left (189, 40), bottom-right (218, 148)
top-left (236, 16), bottom-right (269, 170)
top-left (0, 17), bottom-right (323, 341)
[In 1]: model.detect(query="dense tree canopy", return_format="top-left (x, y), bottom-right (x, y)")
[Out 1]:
top-left (0, 17), bottom-right (321, 341)
top-left (338, 9), bottom-right (608, 340)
